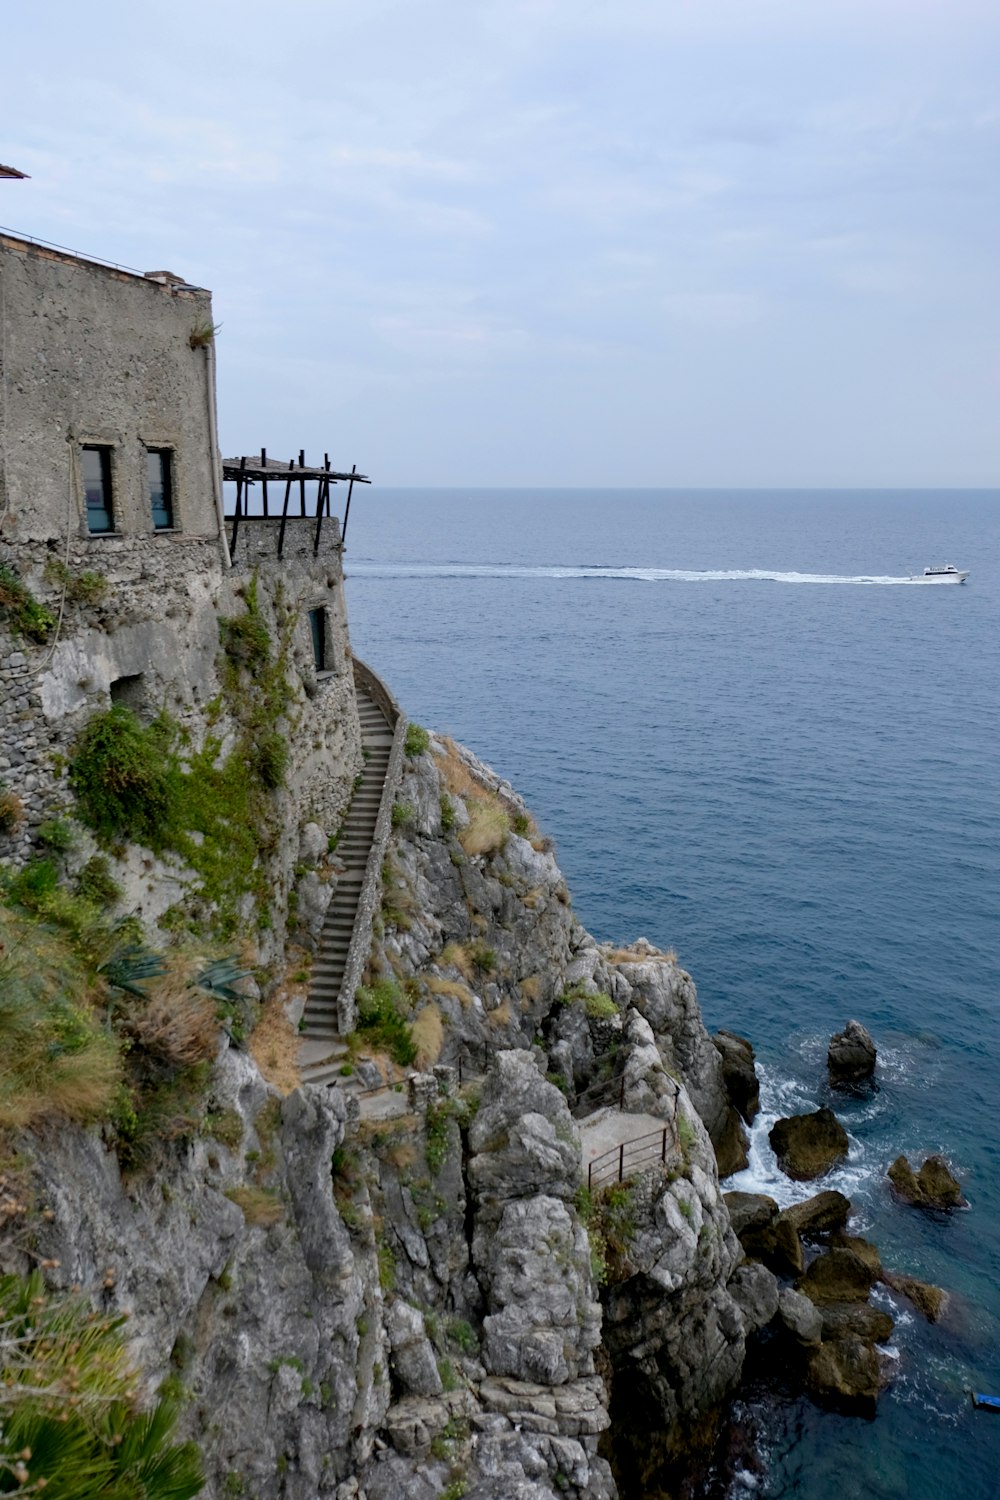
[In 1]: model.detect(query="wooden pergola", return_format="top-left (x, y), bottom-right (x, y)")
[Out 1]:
top-left (221, 450), bottom-right (371, 559)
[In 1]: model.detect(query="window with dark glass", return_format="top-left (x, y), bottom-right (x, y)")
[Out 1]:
top-left (81, 446), bottom-right (114, 533)
top-left (309, 608), bottom-right (327, 671)
top-left (146, 448), bottom-right (174, 529)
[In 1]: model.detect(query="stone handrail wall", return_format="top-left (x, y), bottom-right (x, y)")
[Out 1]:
top-left (337, 657), bottom-right (406, 1033)
top-left (351, 656), bottom-right (398, 727)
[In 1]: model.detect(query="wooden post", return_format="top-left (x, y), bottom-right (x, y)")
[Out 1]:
top-left (661, 1128), bottom-right (667, 1163)
top-left (618, 1142), bottom-right (625, 1182)
top-left (230, 455), bottom-right (246, 557)
top-left (299, 448), bottom-right (307, 516)
top-left (277, 460), bottom-right (294, 559)
top-left (260, 446), bottom-right (268, 517)
top-left (342, 464), bottom-right (358, 544)
top-left (588, 1159), bottom-right (593, 1192)
top-left (313, 453), bottom-right (332, 557)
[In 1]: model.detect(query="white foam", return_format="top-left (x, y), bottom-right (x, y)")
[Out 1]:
top-left (727, 1064), bottom-right (873, 1207)
top-left (346, 562), bottom-right (938, 586)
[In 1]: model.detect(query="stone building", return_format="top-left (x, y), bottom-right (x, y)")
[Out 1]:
top-left (0, 227), bottom-right (367, 960)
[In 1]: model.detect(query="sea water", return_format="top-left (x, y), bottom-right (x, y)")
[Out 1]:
top-left (342, 489), bottom-right (1000, 1499)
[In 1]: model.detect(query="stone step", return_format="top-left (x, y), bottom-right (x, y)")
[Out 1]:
top-left (305, 678), bottom-right (396, 1032)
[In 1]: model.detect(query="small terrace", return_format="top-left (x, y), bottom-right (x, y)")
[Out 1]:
top-left (222, 450), bottom-right (371, 565)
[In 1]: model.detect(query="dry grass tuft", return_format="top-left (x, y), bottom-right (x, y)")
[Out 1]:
top-left (0, 1036), bottom-right (120, 1130)
top-left (604, 944), bottom-right (678, 966)
top-left (386, 1139), bottom-right (418, 1170)
top-left (250, 997), bottom-right (302, 1096)
top-left (487, 999), bottom-right (513, 1029)
top-left (519, 974), bottom-right (542, 1002)
top-left (225, 1186), bottom-right (284, 1226)
top-left (522, 887), bottom-right (544, 910)
top-left (437, 738), bottom-right (512, 857)
top-left (440, 943), bottom-right (473, 981)
top-left (437, 737), bottom-right (489, 802)
top-left (426, 975), bottom-right (474, 1010)
top-left (460, 801), bottom-right (509, 856)
top-left (603, 947), bottom-right (644, 965)
top-left (125, 978), bottom-right (220, 1068)
top-left (410, 1004), bottom-right (444, 1069)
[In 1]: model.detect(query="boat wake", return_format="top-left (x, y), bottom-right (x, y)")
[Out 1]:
top-left (346, 562), bottom-right (945, 586)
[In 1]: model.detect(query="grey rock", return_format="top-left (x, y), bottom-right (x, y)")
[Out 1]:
top-left (298, 820), bottom-right (328, 864)
top-left (712, 1029), bottom-right (761, 1123)
top-left (385, 1301), bottom-right (443, 1397)
top-left (729, 1260), bottom-right (780, 1336)
top-left (776, 1287), bottom-right (823, 1346)
top-left (827, 1019), bottom-right (877, 1085)
top-left (481, 1195), bottom-right (601, 1385)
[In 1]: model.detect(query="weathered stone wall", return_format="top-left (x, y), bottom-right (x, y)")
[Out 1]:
top-left (0, 538), bottom-right (362, 960)
top-left (0, 233), bottom-right (222, 546)
top-left (0, 233), bottom-right (364, 963)
top-left (229, 515), bottom-right (342, 569)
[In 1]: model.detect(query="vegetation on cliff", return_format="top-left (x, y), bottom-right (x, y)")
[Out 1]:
top-left (0, 1271), bottom-right (203, 1498)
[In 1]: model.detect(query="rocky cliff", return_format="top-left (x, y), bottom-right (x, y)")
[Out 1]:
top-left (3, 731), bottom-right (757, 1499)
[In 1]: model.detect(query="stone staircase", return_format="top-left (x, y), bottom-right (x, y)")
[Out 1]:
top-left (298, 682), bottom-right (394, 1082)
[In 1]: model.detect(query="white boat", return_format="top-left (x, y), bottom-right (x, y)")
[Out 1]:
top-left (906, 563), bottom-right (970, 585)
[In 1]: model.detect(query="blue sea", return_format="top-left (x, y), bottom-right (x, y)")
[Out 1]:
top-left (343, 489), bottom-right (1000, 1500)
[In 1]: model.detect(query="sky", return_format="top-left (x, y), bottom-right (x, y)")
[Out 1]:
top-left (3, 0), bottom-right (999, 487)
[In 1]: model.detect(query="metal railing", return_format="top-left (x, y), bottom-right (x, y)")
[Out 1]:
top-left (586, 1123), bottom-right (677, 1192)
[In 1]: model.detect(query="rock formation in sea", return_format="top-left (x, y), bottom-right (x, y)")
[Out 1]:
top-left (888, 1153), bottom-right (967, 1210)
top-left (768, 1106), bottom-right (850, 1181)
top-left (827, 1020), bottom-right (878, 1088)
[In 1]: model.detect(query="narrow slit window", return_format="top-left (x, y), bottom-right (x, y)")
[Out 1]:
top-left (146, 448), bottom-right (174, 529)
top-left (308, 608), bottom-right (326, 671)
top-left (81, 446), bottom-right (114, 533)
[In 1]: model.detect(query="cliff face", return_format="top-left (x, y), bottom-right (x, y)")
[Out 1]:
top-left (6, 732), bottom-right (753, 1499)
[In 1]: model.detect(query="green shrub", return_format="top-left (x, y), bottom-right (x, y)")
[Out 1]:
top-left (573, 1181), bottom-right (636, 1286)
top-left (512, 812), bottom-right (532, 836)
top-left (6, 856), bottom-right (60, 910)
top-left (377, 1243), bottom-right (396, 1292)
top-left (0, 783), bottom-right (23, 836)
top-left (43, 557), bottom-right (109, 605)
top-left (448, 1319), bottom-right (478, 1355)
top-left (253, 729), bottom-right (288, 790)
top-left (391, 799), bottom-right (416, 830)
top-left (76, 854), bottom-right (123, 907)
top-left (467, 941), bottom-right (497, 976)
top-left (0, 562), bottom-right (56, 643)
top-left (37, 816), bottom-right (76, 853)
top-left (584, 993), bottom-right (618, 1021)
top-left (356, 979), bottom-right (417, 1067)
top-left (0, 1270), bottom-right (204, 1500)
top-left (439, 794), bottom-right (456, 833)
top-left (219, 583), bottom-right (271, 670)
top-left (404, 722), bottom-right (430, 758)
top-left (204, 1108), bottom-right (244, 1151)
top-left (69, 707), bottom-right (181, 851)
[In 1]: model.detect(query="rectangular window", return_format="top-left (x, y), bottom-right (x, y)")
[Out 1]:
top-left (81, 446), bottom-right (114, 533)
top-left (146, 448), bottom-right (174, 530)
top-left (308, 608), bottom-right (326, 671)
